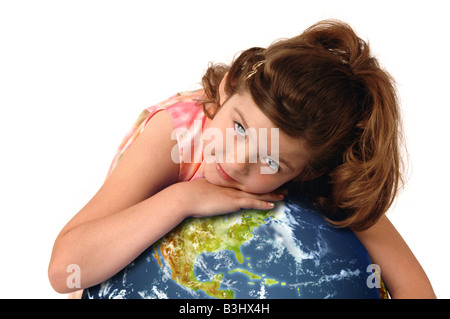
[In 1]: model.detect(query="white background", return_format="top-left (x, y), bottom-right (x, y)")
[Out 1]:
top-left (1, 0), bottom-right (449, 298)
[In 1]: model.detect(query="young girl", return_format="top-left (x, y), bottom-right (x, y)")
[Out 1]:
top-left (48, 20), bottom-right (435, 298)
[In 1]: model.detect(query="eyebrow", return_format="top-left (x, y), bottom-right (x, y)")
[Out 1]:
top-left (233, 106), bottom-right (295, 173)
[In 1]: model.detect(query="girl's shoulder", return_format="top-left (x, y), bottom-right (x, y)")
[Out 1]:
top-left (108, 89), bottom-right (205, 176)
top-left (149, 89), bottom-right (206, 130)
top-left (148, 89), bottom-right (204, 112)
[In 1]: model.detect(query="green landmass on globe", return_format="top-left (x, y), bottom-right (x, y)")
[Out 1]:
top-left (152, 208), bottom-right (281, 299)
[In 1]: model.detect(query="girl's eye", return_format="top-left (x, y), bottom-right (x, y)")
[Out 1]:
top-left (234, 121), bottom-right (246, 137)
top-left (263, 157), bottom-right (280, 172)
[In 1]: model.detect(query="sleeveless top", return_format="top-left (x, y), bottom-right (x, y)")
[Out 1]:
top-left (108, 89), bottom-right (209, 181)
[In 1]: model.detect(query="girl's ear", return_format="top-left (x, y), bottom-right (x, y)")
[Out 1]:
top-left (218, 72), bottom-right (229, 106)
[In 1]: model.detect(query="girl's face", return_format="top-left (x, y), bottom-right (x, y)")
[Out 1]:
top-left (202, 90), bottom-right (311, 194)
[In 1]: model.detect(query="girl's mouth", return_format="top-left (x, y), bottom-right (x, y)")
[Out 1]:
top-left (215, 158), bottom-right (236, 182)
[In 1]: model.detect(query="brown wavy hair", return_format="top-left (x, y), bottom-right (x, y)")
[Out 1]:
top-left (200, 20), bottom-right (404, 231)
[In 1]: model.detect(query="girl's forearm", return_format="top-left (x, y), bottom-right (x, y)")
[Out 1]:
top-left (355, 215), bottom-right (436, 299)
top-left (48, 185), bottom-right (187, 293)
top-left (49, 178), bottom-right (282, 294)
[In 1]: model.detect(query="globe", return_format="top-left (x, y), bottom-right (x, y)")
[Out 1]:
top-left (82, 197), bottom-right (386, 299)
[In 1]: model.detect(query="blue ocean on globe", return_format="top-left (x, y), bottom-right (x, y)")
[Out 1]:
top-left (82, 197), bottom-right (384, 299)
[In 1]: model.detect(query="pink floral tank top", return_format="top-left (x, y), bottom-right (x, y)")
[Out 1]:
top-left (108, 89), bottom-right (209, 181)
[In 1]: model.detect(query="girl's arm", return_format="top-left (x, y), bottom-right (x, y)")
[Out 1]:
top-left (48, 110), bottom-right (182, 293)
top-left (48, 110), bottom-right (281, 293)
top-left (354, 214), bottom-right (436, 298)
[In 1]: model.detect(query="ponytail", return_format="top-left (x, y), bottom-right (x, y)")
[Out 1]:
top-left (299, 20), bottom-right (405, 231)
top-left (328, 69), bottom-right (403, 230)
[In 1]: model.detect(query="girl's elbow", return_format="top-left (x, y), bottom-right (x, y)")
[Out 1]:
top-left (48, 262), bottom-right (66, 294)
top-left (48, 258), bottom-right (80, 294)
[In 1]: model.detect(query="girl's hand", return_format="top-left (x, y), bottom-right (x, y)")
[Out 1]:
top-left (171, 178), bottom-right (286, 218)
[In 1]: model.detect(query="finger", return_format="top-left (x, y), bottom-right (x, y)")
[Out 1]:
top-left (239, 198), bottom-right (275, 211)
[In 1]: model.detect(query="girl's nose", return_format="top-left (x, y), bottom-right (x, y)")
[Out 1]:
top-left (225, 143), bottom-right (257, 176)
top-left (230, 159), bottom-right (250, 175)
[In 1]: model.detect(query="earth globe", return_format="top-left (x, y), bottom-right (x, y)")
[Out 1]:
top-left (82, 196), bottom-right (386, 299)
